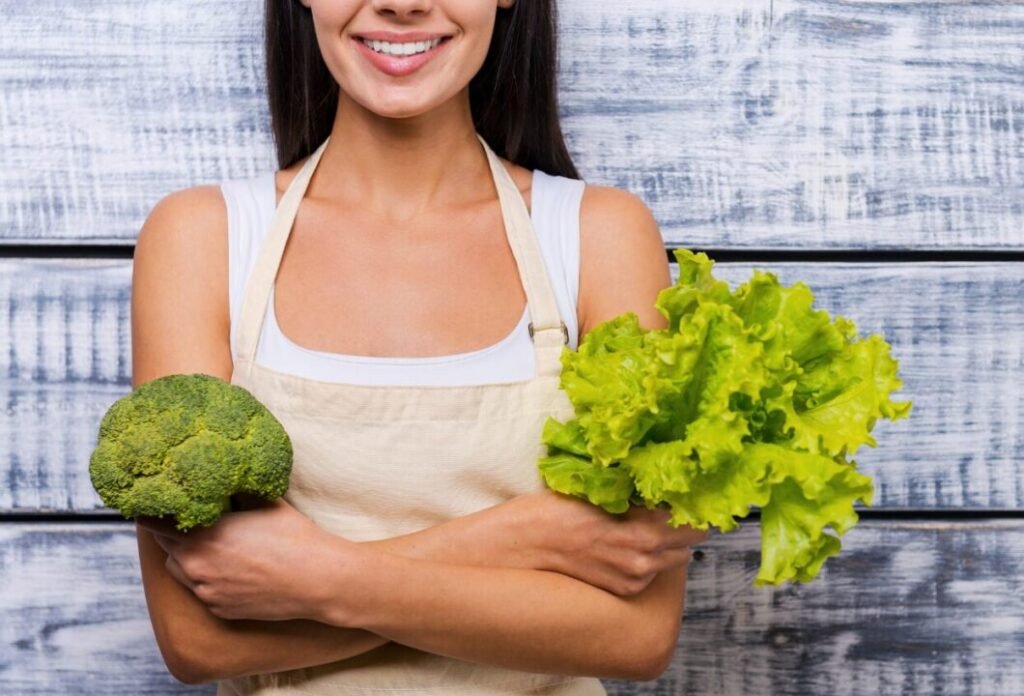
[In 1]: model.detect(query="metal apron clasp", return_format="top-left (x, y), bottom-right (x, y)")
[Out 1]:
top-left (528, 320), bottom-right (570, 345)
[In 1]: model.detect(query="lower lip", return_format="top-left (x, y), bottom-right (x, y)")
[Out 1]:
top-left (354, 37), bottom-right (451, 77)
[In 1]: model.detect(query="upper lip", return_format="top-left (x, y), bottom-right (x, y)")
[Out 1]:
top-left (354, 31), bottom-right (451, 43)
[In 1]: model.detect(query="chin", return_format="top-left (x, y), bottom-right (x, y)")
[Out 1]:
top-left (355, 88), bottom-right (457, 121)
top-left (362, 101), bottom-right (433, 120)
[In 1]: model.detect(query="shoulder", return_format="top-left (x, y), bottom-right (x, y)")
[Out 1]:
top-left (132, 185), bottom-right (233, 386)
top-left (135, 185), bottom-right (229, 299)
top-left (576, 184), bottom-right (671, 339)
top-left (136, 184), bottom-right (228, 259)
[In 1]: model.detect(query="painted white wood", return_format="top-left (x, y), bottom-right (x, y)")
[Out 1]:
top-left (2, 0), bottom-right (1022, 247)
top-left (0, 0), bottom-right (275, 245)
top-left (1, 260), bottom-right (131, 513)
top-left (0, 524), bottom-right (198, 694)
top-left (608, 519), bottom-right (1024, 696)
top-left (3, 521), bottom-right (1022, 694)
top-left (2, 259), bottom-right (1021, 512)
top-left (560, 0), bottom-right (1024, 249)
top-left (707, 261), bottom-right (1024, 510)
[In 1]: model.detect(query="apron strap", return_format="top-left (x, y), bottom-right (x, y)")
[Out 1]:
top-left (234, 138), bottom-right (330, 382)
top-left (475, 133), bottom-right (569, 379)
top-left (234, 134), bottom-right (568, 382)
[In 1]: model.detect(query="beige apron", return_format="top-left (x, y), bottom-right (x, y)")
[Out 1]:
top-left (219, 133), bottom-right (608, 695)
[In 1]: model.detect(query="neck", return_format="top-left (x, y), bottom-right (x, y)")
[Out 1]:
top-left (307, 90), bottom-right (496, 224)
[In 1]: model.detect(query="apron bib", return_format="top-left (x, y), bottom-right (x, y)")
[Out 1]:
top-left (219, 133), bottom-right (607, 695)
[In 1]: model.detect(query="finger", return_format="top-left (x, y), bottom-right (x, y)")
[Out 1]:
top-left (164, 554), bottom-right (198, 592)
top-left (136, 515), bottom-right (183, 537)
top-left (655, 546), bottom-right (694, 571)
top-left (151, 531), bottom-right (187, 557)
top-left (659, 524), bottom-right (710, 549)
top-left (623, 504), bottom-right (666, 522)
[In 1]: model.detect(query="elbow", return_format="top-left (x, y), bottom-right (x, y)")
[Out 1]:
top-left (152, 619), bottom-right (219, 685)
top-left (162, 643), bottom-right (217, 686)
top-left (166, 658), bottom-right (212, 687)
top-left (617, 617), bottom-right (680, 681)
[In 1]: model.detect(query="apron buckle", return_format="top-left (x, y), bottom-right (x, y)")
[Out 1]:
top-left (528, 320), bottom-right (569, 345)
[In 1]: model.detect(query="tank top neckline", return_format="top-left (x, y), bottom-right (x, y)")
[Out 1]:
top-left (262, 168), bottom-right (538, 366)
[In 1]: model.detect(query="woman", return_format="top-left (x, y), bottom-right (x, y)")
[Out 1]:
top-left (131, 0), bottom-right (707, 693)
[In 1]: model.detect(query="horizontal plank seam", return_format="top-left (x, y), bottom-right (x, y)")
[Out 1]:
top-left (0, 244), bottom-right (136, 259)
top-left (2, 509), bottom-right (1023, 524)
top-left (686, 249), bottom-right (1024, 263)
top-left (3, 244), bottom-right (1024, 263)
top-left (0, 513), bottom-right (131, 523)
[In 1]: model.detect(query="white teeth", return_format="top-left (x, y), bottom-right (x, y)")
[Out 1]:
top-left (362, 37), bottom-right (443, 57)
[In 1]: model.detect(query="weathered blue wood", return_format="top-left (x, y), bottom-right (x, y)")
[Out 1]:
top-left (0, 0), bottom-right (276, 245)
top-left (2, 0), bottom-right (1022, 248)
top-left (2, 1), bottom-right (1022, 693)
top-left (2, 521), bottom-right (1022, 694)
top-left (1, 258), bottom-right (1021, 513)
top-left (0, 524), bottom-right (200, 694)
top-left (561, 0), bottom-right (1024, 249)
top-left (607, 519), bottom-right (1024, 696)
top-left (709, 260), bottom-right (1024, 511)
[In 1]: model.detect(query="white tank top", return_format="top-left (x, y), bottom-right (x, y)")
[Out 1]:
top-left (220, 168), bottom-right (585, 386)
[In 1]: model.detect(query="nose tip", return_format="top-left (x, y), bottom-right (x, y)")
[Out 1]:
top-left (372, 0), bottom-right (432, 18)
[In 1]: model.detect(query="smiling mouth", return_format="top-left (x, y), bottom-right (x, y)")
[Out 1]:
top-left (357, 36), bottom-right (452, 57)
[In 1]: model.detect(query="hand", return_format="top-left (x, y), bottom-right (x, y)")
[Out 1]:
top-left (135, 496), bottom-right (345, 622)
top-left (524, 489), bottom-right (708, 597)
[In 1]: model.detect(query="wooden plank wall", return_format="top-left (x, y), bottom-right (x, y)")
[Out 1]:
top-left (2, 0), bottom-right (1022, 693)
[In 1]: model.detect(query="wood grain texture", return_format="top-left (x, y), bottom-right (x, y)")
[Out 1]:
top-left (605, 519), bottom-right (1024, 696)
top-left (707, 260), bottom-right (1024, 511)
top-left (3, 521), bottom-right (1022, 694)
top-left (0, 0), bottom-right (276, 245)
top-left (3, 0), bottom-right (1022, 248)
top-left (0, 523), bottom-right (195, 694)
top-left (559, 0), bottom-right (1024, 249)
top-left (2, 258), bottom-right (1021, 513)
top-left (1, 260), bottom-right (131, 513)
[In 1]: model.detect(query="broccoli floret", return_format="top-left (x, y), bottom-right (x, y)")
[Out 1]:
top-left (89, 373), bottom-right (293, 531)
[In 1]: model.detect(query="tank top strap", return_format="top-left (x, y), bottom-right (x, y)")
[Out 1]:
top-left (474, 133), bottom-right (569, 375)
top-left (234, 138), bottom-right (329, 383)
top-left (234, 133), bottom-right (569, 383)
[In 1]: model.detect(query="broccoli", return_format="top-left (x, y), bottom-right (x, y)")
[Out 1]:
top-left (88, 373), bottom-right (293, 531)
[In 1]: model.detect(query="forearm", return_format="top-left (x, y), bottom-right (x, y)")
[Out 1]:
top-left (321, 544), bottom-right (687, 680)
top-left (169, 494), bottom-right (549, 683)
top-left (181, 617), bottom-right (389, 684)
top-left (163, 496), bottom-right (543, 683)
top-left (361, 494), bottom-right (543, 569)
top-left (138, 525), bottom-right (387, 685)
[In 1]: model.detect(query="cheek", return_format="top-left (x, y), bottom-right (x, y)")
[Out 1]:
top-left (455, 0), bottom-right (500, 57)
top-left (306, 0), bottom-right (361, 63)
top-left (307, 0), bottom-right (360, 25)
top-left (432, 2), bottom-right (501, 90)
top-left (306, 0), bottom-right (500, 115)
top-left (306, 6), bottom-right (362, 93)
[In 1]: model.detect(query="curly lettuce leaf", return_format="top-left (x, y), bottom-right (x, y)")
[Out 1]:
top-left (555, 313), bottom-right (686, 466)
top-left (654, 247), bottom-right (733, 332)
top-left (538, 247), bottom-right (911, 586)
top-left (726, 266), bottom-right (913, 457)
top-left (537, 451), bottom-right (635, 514)
top-left (645, 302), bottom-right (772, 471)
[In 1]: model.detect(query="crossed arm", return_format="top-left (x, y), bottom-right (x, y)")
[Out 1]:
top-left (137, 495), bottom-right (695, 684)
top-left (133, 180), bottom-right (693, 685)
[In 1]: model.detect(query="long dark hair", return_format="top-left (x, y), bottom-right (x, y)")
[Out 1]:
top-left (264, 1), bottom-right (580, 180)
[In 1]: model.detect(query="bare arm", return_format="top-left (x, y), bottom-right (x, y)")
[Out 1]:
top-left (324, 544), bottom-right (687, 681)
top-left (306, 185), bottom-right (687, 680)
top-left (131, 187), bottom-right (394, 683)
top-left (136, 183), bottom-right (694, 684)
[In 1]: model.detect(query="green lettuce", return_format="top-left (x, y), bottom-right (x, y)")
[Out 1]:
top-left (538, 248), bottom-right (912, 586)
